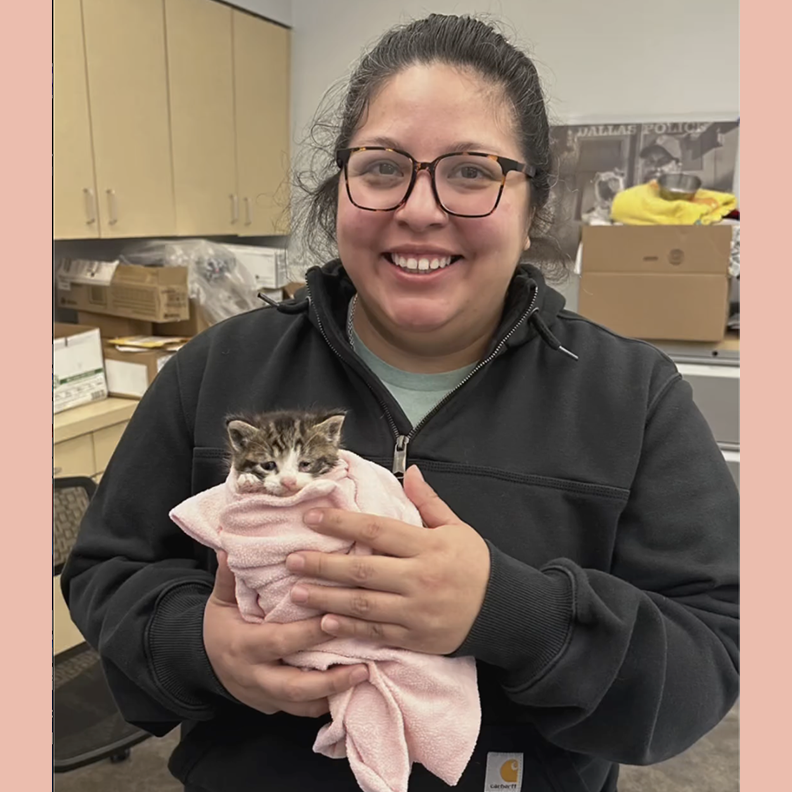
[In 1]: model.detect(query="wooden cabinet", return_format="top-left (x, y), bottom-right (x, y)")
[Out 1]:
top-left (53, 0), bottom-right (290, 241)
top-left (53, 434), bottom-right (96, 479)
top-left (54, 576), bottom-right (85, 656)
top-left (233, 10), bottom-right (291, 236)
top-left (53, 0), bottom-right (101, 239)
top-left (81, 0), bottom-right (177, 237)
top-left (165, 1), bottom-right (291, 236)
top-left (53, 398), bottom-right (138, 655)
top-left (53, 397), bottom-right (138, 477)
top-left (166, 0), bottom-right (239, 236)
top-left (92, 422), bottom-right (130, 474)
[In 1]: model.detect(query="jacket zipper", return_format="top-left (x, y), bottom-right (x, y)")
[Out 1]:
top-left (395, 287), bottom-right (540, 476)
top-left (306, 281), bottom-right (538, 479)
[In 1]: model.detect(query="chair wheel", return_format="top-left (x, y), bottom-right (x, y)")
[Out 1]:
top-left (109, 749), bottom-right (131, 763)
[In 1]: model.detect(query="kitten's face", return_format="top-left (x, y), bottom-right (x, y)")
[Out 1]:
top-left (227, 412), bottom-right (345, 496)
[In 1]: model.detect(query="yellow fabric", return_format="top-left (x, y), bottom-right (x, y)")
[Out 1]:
top-left (610, 181), bottom-right (737, 226)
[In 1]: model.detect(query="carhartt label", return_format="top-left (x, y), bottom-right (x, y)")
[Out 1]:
top-left (484, 752), bottom-right (523, 791)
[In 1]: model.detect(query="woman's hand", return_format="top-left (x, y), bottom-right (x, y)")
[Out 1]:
top-left (285, 465), bottom-right (491, 655)
top-left (203, 551), bottom-right (369, 717)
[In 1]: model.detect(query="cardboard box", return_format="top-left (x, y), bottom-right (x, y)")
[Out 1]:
top-left (154, 299), bottom-right (212, 338)
top-left (57, 260), bottom-right (190, 322)
top-left (578, 225), bottom-right (732, 342)
top-left (102, 343), bottom-right (176, 399)
top-left (77, 311), bottom-right (153, 339)
top-left (224, 244), bottom-right (289, 289)
top-left (154, 296), bottom-right (276, 337)
top-left (53, 324), bottom-right (108, 414)
top-left (282, 282), bottom-right (306, 300)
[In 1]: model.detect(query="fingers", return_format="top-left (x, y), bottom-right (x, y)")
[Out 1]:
top-left (290, 583), bottom-right (406, 626)
top-left (285, 551), bottom-right (407, 594)
top-left (403, 465), bottom-right (460, 528)
top-left (259, 663), bottom-right (370, 706)
top-left (304, 509), bottom-right (426, 558)
top-left (210, 550), bottom-right (238, 606)
top-left (320, 614), bottom-right (410, 648)
top-left (244, 617), bottom-right (334, 663)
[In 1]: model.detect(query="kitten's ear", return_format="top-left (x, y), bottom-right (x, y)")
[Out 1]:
top-left (227, 419), bottom-right (258, 452)
top-left (314, 414), bottom-right (346, 444)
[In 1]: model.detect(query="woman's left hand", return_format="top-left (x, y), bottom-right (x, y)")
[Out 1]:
top-left (285, 465), bottom-right (490, 655)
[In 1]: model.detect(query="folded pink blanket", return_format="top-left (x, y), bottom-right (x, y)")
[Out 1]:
top-left (170, 450), bottom-right (480, 792)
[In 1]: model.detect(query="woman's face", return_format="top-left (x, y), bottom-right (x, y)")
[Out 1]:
top-left (336, 63), bottom-right (532, 340)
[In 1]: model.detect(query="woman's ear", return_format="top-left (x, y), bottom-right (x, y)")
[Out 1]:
top-left (524, 206), bottom-right (535, 251)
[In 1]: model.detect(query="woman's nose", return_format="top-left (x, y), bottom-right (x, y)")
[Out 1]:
top-left (394, 170), bottom-right (447, 229)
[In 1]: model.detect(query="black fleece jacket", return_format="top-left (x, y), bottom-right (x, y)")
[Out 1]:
top-left (61, 262), bottom-right (739, 792)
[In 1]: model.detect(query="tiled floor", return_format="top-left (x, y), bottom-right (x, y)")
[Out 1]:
top-left (53, 703), bottom-right (738, 792)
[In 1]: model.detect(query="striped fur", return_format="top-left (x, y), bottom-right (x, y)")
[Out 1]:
top-left (226, 410), bottom-right (346, 495)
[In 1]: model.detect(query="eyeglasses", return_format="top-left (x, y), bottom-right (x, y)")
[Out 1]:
top-left (336, 147), bottom-right (536, 218)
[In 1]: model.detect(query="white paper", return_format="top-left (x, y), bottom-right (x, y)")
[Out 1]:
top-left (156, 353), bottom-right (174, 373)
top-left (57, 259), bottom-right (119, 290)
top-left (104, 359), bottom-right (150, 398)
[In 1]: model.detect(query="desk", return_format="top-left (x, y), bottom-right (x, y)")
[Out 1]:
top-left (54, 397), bottom-right (138, 654)
top-left (54, 397), bottom-right (139, 480)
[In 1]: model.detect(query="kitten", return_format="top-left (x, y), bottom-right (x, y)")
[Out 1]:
top-left (226, 409), bottom-right (346, 495)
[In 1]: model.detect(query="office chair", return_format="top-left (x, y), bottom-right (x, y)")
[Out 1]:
top-left (53, 475), bottom-right (150, 772)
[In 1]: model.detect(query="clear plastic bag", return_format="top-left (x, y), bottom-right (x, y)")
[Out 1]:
top-left (119, 239), bottom-right (261, 326)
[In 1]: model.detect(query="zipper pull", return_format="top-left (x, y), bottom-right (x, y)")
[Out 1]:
top-left (392, 435), bottom-right (410, 479)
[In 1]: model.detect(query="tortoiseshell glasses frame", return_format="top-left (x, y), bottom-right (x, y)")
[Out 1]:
top-left (335, 146), bottom-right (537, 219)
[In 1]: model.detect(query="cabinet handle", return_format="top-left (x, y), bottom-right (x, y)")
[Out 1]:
top-left (244, 196), bottom-right (252, 226)
top-left (83, 188), bottom-right (97, 225)
top-left (230, 194), bottom-right (239, 224)
top-left (106, 189), bottom-right (118, 225)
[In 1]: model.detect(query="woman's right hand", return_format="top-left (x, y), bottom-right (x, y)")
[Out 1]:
top-left (203, 551), bottom-right (369, 718)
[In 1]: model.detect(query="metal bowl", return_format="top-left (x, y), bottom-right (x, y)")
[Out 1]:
top-left (657, 173), bottom-right (702, 201)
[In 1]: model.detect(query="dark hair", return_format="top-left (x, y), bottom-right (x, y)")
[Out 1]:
top-left (292, 14), bottom-right (564, 278)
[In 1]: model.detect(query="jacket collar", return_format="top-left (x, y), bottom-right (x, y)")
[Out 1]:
top-left (279, 259), bottom-right (567, 352)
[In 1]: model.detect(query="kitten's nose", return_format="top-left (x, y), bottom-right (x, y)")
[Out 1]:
top-left (281, 476), bottom-right (298, 491)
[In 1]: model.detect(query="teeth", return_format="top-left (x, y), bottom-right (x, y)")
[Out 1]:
top-left (392, 254), bottom-right (454, 272)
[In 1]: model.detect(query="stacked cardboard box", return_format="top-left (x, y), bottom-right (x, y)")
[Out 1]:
top-left (102, 336), bottom-right (187, 399)
top-left (56, 257), bottom-right (308, 404)
top-left (56, 260), bottom-right (190, 322)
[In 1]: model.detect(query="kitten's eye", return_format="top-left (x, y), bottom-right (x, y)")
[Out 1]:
top-left (261, 461), bottom-right (278, 472)
top-left (298, 461), bottom-right (312, 472)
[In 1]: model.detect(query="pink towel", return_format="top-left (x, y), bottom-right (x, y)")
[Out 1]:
top-left (170, 450), bottom-right (480, 792)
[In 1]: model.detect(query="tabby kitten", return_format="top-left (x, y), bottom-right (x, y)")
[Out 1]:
top-left (226, 410), bottom-right (346, 495)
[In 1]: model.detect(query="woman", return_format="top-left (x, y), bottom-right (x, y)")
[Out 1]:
top-left (62, 14), bottom-right (739, 792)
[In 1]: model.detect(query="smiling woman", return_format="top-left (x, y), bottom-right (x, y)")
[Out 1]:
top-left (61, 13), bottom-right (738, 792)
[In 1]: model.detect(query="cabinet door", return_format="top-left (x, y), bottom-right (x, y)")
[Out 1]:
top-left (166, 0), bottom-right (238, 236)
top-left (81, 0), bottom-right (176, 237)
top-left (54, 575), bottom-right (85, 655)
top-left (233, 12), bottom-right (291, 236)
top-left (53, 435), bottom-right (96, 478)
top-left (53, 0), bottom-right (100, 239)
